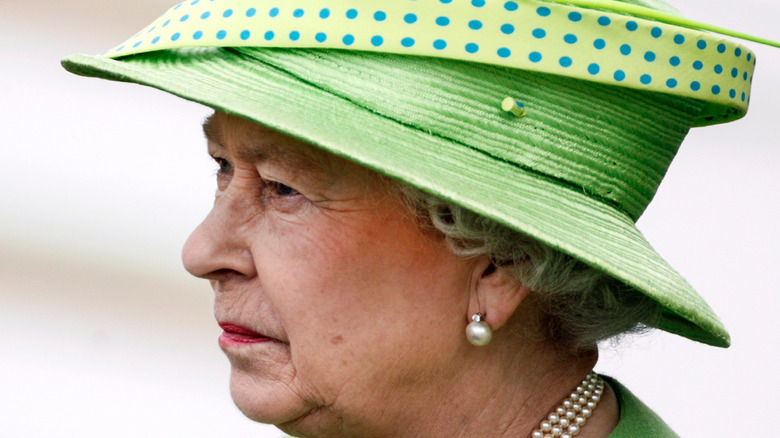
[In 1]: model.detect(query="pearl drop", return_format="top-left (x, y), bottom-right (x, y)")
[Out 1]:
top-left (551, 425), bottom-right (563, 436)
top-left (532, 431), bottom-right (543, 438)
top-left (578, 396), bottom-right (587, 404)
top-left (465, 320), bottom-right (492, 346)
top-left (556, 407), bottom-right (566, 416)
top-left (548, 413), bottom-right (560, 424)
top-left (566, 410), bottom-right (576, 420)
top-left (587, 401), bottom-right (596, 409)
top-left (568, 424), bottom-right (580, 435)
top-left (582, 408), bottom-right (592, 418)
top-left (541, 421), bottom-right (552, 432)
top-left (572, 403), bottom-right (582, 412)
top-left (559, 418), bottom-right (570, 428)
top-left (562, 434), bottom-right (572, 438)
top-left (563, 400), bottom-right (573, 409)
top-left (576, 416), bottom-right (586, 426)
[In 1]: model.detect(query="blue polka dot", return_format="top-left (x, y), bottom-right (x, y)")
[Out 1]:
top-left (747, 53), bottom-right (752, 61)
top-left (626, 21), bottom-right (638, 31)
top-left (180, 14), bottom-right (190, 22)
top-left (371, 35), bottom-right (383, 46)
top-left (115, 45), bottom-right (125, 52)
top-left (744, 71), bottom-right (748, 80)
top-left (729, 89), bottom-right (737, 98)
top-left (497, 47), bottom-right (511, 58)
top-left (691, 81), bottom-right (701, 91)
top-left (614, 70), bottom-right (626, 81)
top-left (560, 56), bottom-right (573, 67)
top-left (216, 30), bottom-right (227, 39)
top-left (191, 0), bottom-right (199, 5)
top-left (342, 34), bottom-right (354, 45)
top-left (223, 9), bottom-right (233, 18)
top-left (651, 27), bottom-right (662, 38)
top-left (320, 8), bottom-right (330, 18)
top-left (315, 32), bottom-right (327, 42)
top-left (533, 28), bottom-right (546, 39)
top-left (171, 32), bottom-right (181, 41)
top-left (735, 47), bottom-right (742, 57)
top-left (465, 43), bottom-right (479, 53)
top-left (404, 13), bottom-right (417, 23)
top-left (163, 19), bottom-right (171, 27)
top-left (264, 30), bottom-right (274, 40)
top-left (133, 41), bottom-right (142, 48)
top-left (674, 34), bottom-right (685, 45)
top-left (569, 12), bottom-right (582, 22)
top-left (564, 34), bottom-right (577, 44)
top-left (731, 68), bottom-right (739, 78)
top-left (669, 56), bottom-right (680, 66)
top-left (269, 8), bottom-right (279, 17)
top-left (472, 0), bottom-right (486, 7)
top-left (505, 1), bottom-right (519, 11)
top-left (147, 26), bottom-right (156, 33)
top-left (173, 3), bottom-right (182, 9)
top-left (594, 38), bottom-right (606, 50)
top-left (693, 60), bottom-right (703, 70)
top-left (436, 16), bottom-right (450, 26)
top-left (666, 78), bottom-right (678, 88)
top-left (640, 74), bottom-right (652, 84)
top-left (440, 0), bottom-right (452, 3)
top-left (469, 20), bottom-right (483, 30)
top-left (401, 37), bottom-right (415, 47)
top-left (433, 39), bottom-right (447, 50)
top-left (293, 8), bottom-right (304, 18)
top-left (588, 63), bottom-right (600, 75)
top-left (501, 24), bottom-right (515, 34)
top-left (714, 64), bottom-right (723, 74)
top-left (620, 44), bottom-right (632, 55)
top-left (717, 43), bottom-right (726, 53)
top-left (193, 30), bottom-right (203, 39)
top-left (246, 8), bottom-right (256, 17)
top-left (537, 7), bottom-right (551, 17)
top-left (346, 9), bottom-right (358, 19)
top-left (374, 10), bottom-right (386, 21)
top-left (598, 16), bottom-right (611, 26)
top-left (712, 85), bottom-right (721, 95)
top-left (644, 51), bottom-right (656, 62)
top-left (697, 39), bottom-right (707, 50)
top-left (529, 51), bottom-right (543, 62)
top-left (742, 92), bottom-right (746, 101)
top-left (151, 36), bottom-right (160, 44)
top-left (290, 31), bottom-right (300, 41)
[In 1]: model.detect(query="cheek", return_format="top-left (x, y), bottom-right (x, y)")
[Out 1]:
top-left (253, 204), bottom-right (471, 400)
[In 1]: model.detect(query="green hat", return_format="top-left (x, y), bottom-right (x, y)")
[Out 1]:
top-left (61, 0), bottom-right (777, 347)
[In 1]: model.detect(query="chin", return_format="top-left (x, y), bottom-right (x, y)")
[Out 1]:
top-left (228, 367), bottom-right (311, 425)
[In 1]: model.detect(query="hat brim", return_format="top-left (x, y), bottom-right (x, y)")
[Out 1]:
top-left (62, 48), bottom-right (729, 347)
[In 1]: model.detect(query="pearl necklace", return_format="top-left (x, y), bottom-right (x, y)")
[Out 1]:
top-left (531, 372), bottom-right (604, 438)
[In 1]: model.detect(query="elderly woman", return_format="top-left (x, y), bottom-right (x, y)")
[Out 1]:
top-left (63, 0), bottom-right (775, 436)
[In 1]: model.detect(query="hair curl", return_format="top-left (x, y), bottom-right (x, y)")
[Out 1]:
top-left (398, 185), bottom-right (662, 352)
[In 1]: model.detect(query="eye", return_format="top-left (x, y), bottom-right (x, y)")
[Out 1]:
top-left (268, 181), bottom-right (299, 197)
top-left (213, 157), bottom-right (233, 175)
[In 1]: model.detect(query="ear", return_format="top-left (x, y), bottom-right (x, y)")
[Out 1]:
top-left (467, 256), bottom-right (531, 331)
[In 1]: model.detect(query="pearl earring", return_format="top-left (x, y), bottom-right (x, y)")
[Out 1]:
top-left (465, 313), bottom-right (493, 346)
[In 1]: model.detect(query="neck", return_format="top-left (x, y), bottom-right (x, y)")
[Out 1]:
top-left (401, 340), bottom-right (618, 438)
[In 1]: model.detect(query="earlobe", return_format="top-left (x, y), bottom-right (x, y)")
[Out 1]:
top-left (468, 257), bottom-right (531, 333)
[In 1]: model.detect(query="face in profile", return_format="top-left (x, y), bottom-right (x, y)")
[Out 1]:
top-left (182, 111), bottom-right (479, 436)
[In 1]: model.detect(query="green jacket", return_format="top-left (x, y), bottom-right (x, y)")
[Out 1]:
top-left (605, 376), bottom-right (678, 437)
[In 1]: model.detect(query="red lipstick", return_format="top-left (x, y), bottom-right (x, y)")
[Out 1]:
top-left (218, 323), bottom-right (277, 346)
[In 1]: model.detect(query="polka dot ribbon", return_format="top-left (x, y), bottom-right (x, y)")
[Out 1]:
top-left (104, 0), bottom-right (759, 125)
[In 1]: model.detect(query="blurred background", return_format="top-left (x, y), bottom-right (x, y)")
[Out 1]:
top-left (1, 0), bottom-right (778, 436)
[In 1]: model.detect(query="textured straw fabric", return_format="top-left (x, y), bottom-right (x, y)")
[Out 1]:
top-left (62, 0), bottom-right (745, 347)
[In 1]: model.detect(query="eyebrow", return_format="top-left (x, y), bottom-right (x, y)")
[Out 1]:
top-left (202, 113), bottom-right (330, 175)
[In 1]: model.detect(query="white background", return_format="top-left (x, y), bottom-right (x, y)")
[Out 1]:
top-left (1, 0), bottom-right (778, 436)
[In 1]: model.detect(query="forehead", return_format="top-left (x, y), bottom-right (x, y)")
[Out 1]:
top-left (203, 111), bottom-right (332, 173)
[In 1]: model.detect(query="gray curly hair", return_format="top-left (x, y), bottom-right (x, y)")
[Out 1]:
top-left (398, 185), bottom-right (662, 352)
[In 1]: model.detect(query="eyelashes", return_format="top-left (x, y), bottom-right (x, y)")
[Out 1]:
top-left (211, 155), bottom-right (301, 200)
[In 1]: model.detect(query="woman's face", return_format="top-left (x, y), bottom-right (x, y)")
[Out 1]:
top-left (182, 112), bottom-right (478, 436)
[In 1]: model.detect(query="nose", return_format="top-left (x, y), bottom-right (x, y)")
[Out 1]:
top-left (182, 191), bottom-right (258, 282)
